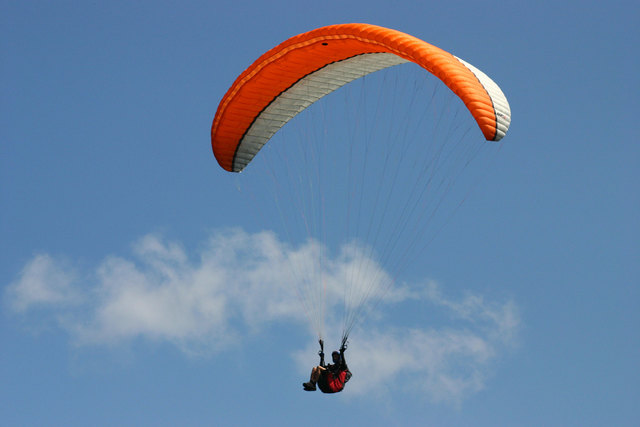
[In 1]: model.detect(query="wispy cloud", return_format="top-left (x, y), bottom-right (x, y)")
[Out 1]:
top-left (6, 254), bottom-right (81, 312)
top-left (294, 279), bottom-right (519, 404)
top-left (6, 230), bottom-right (301, 352)
top-left (4, 228), bottom-right (519, 403)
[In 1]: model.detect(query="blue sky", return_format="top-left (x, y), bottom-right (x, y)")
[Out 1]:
top-left (1, 1), bottom-right (638, 426)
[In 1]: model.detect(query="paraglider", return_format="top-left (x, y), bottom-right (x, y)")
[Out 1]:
top-left (211, 23), bottom-right (511, 392)
top-left (303, 339), bottom-right (351, 393)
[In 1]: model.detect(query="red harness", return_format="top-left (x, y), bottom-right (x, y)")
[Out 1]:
top-left (319, 369), bottom-right (348, 393)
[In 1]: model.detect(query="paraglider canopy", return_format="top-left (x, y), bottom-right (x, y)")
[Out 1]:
top-left (211, 23), bottom-right (510, 173)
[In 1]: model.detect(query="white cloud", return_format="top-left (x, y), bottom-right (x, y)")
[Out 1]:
top-left (4, 229), bottom-right (519, 402)
top-left (342, 328), bottom-right (492, 400)
top-left (72, 229), bottom-right (307, 352)
top-left (5, 254), bottom-right (81, 312)
top-left (293, 280), bottom-right (518, 404)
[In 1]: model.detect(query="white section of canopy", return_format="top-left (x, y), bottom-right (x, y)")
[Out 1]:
top-left (454, 56), bottom-right (511, 141)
